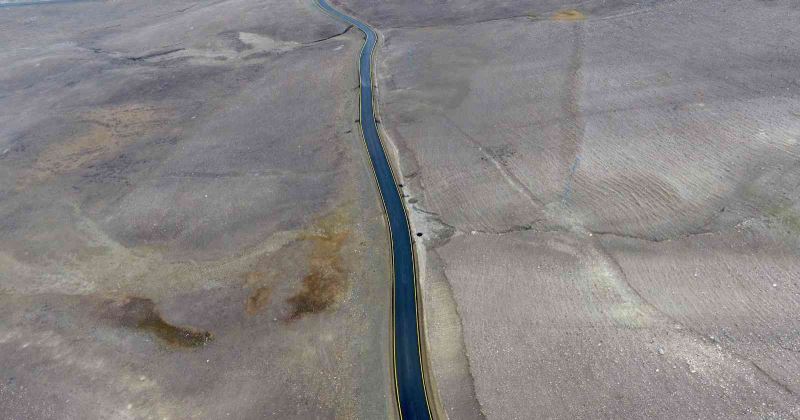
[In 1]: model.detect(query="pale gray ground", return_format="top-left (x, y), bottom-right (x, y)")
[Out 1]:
top-left (333, 0), bottom-right (800, 418)
top-left (1, 1), bottom-right (395, 419)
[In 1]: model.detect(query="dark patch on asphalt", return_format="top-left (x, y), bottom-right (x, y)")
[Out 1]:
top-left (105, 296), bottom-right (213, 348)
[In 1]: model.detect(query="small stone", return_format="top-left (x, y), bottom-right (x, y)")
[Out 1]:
top-left (656, 346), bottom-right (665, 355)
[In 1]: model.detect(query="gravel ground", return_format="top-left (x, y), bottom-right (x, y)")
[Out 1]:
top-left (1, 1), bottom-right (395, 418)
top-left (334, 0), bottom-right (800, 418)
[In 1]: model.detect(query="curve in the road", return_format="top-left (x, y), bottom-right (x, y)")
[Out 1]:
top-left (315, 1), bottom-right (432, 419)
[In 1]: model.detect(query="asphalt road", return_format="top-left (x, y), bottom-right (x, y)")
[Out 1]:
top-left (316, 1), bottom-right (432, 418)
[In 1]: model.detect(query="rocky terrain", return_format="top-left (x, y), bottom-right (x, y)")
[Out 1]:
top-left (1, 1), bottom-right (395, 418)
top-left (4, 0), bottom-right (800, 419)
top-left (331, 0), bottom-right (800, 418)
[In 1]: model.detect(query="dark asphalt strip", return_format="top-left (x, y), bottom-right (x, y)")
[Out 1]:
top-left (316, 1), bottom-right (433, 419)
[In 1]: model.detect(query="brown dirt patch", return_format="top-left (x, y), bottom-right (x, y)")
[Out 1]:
top-left (551, 9), bottom-right (586, 21)
top-left (105, 296), bottom-right (213, 348)
top-left (241, 271), bottom-right (267, 286)
top-left (286, 211), bottom-right (351, 320)
top-left (245, 286), bottom-right (273, 315)
top-left (18, 104), bottom-right (173, 187)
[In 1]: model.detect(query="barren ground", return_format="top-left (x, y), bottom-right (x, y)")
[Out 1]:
top-left (1, 1), bottom-right (395, 418)
top-left (332, 0), bottom-right (800, 418)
